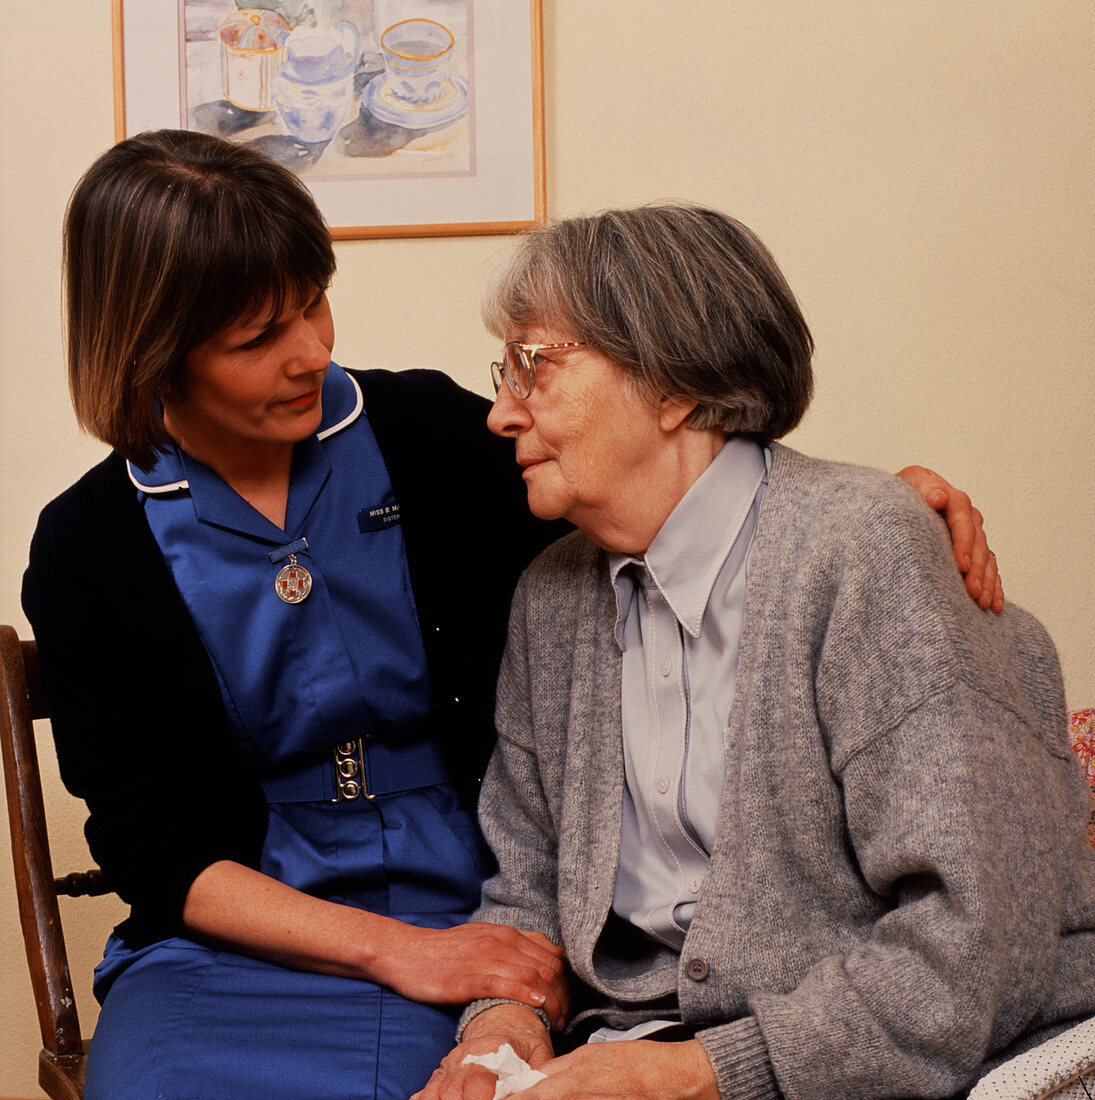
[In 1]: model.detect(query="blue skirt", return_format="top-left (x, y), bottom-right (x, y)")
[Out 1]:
top-left (86, 939), bottom-right (459, 1099)
top-left (86, 782), bottom-right (487, 1100)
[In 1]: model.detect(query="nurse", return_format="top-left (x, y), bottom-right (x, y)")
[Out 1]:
top-left (23, 131), bottom-right (998, 1099)
top-left (23, 129), bottom-right (568, 1100)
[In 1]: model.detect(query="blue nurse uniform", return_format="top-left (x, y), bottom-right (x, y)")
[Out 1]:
top-left (84, 366), bottom-right (486, 1099)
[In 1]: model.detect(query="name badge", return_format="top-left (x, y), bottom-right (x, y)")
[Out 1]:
top-left (358, 500), bottom-right (402, 534)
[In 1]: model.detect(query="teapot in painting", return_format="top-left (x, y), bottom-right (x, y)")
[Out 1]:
top-left (273, 22), bottom-right (360, 144)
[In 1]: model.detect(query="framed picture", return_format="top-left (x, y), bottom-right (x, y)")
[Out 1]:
top-left (112, 0), bottom-right (545, 239)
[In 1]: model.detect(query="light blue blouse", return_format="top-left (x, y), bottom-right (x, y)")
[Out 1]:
top-left (608, 437), bottom-right (769, 950)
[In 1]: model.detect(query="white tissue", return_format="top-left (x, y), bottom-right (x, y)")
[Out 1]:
top-left (461, 1043), bottom-right (548, 1099)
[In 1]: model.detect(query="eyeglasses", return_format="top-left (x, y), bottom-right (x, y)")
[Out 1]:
top-left (490, 342), bottom-right (585, 399)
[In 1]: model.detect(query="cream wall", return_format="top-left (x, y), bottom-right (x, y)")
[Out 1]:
top-left (1, 2), bottom-right (1092, 1094)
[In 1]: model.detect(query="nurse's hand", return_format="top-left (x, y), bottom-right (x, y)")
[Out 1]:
top-left (369, 921), bottom-right (569, 1030)
top-left (411, 1004), bottom-right (554, 1100)
top-left (897, 465), bottom-right (1004, 612)
top-left (180, 862), bottom-right (568, 1025)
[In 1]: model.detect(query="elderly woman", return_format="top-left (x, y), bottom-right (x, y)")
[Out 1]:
top-left (415, 206), bottom-right (1095, 1100)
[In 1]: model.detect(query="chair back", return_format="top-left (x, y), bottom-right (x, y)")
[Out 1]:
top-left (1, 624), bottom-right (109, 1100)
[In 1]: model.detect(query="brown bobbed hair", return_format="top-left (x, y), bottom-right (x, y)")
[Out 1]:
top-left (64, 129), bottom-right (336, 469)
top-left (482, 204), bottom-right (814, 439)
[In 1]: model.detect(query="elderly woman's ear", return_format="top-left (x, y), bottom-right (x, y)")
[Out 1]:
top-left (657, 396), bottom-right (699, 432)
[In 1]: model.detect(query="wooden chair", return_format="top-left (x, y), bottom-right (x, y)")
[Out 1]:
top-left (1, 624), bottom-right (110, 1100)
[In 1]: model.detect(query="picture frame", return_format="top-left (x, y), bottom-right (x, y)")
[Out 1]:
top-left (112, 0), bottom-right (545, 239)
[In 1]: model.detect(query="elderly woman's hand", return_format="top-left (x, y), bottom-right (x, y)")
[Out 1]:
top-left (411, 1004), bottom-right (555, 1100)
top-left (510, 1039), bottom-right (720, 1100)
top-left (897, 465), bottom-right (1004, 612)
top-left (370, 922), bottom-right (569, 1030)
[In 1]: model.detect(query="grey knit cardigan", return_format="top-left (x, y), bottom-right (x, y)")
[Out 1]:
top-left (468, 444), bottom-right (1095, 1100)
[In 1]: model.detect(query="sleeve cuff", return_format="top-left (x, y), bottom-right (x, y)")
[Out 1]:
top-left (696, 1016), bottom-right (781, 1100)
top-left (457, 999), bottom-right (552, 1042)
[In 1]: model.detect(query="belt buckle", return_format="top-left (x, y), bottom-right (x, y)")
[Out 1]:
top-left (332, 739), bottom-right (371, 801)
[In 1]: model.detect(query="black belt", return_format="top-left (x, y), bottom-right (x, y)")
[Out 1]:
top-left (258, 735), bottom-right (451, 803)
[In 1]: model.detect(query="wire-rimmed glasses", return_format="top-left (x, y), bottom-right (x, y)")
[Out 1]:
top-left (490, 342), bottom-right (586, 399)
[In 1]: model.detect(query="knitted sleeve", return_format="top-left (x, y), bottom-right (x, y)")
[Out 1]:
top-left (458, 565), bottom-right (565, 1035)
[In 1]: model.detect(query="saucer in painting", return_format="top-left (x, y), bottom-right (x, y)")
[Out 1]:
top-left (363, 73), bottom-right (469, 130)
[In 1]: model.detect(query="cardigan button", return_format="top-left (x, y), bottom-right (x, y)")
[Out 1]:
top-left (685, 957), bottom-right (709, 982)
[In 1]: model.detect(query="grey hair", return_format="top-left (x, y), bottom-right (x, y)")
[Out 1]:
top-left (482, 204), bottom-right (814, 439)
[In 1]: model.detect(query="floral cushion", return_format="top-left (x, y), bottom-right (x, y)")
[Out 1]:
top-left (1068, 709), bottom-right (1095, 849)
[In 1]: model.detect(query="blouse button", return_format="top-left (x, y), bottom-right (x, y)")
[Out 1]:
top-left (656, 775), bottom-right (670, 795)
top-left (660, 660), bottom-right (672, 677)
top-left (685, 957), bottom-right (709, 982)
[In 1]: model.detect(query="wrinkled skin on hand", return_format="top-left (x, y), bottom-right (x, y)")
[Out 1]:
top-left (519, 1038), bottom-right (720, 1100)
top-left (415, 1022), bottom-right (720, 1100)
top-left (411, 1004), bottom-right (555, 1100)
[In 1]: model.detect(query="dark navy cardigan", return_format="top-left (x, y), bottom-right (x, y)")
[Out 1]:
top-left (23, 369), bottom-right (564, 947)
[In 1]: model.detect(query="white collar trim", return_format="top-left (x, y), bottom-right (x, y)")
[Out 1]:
top-left (126, 372), bottom-right (364, 493)
top-left (127, 462), bottom-right (188, 494)
top-left (317, 371), bottom-right (363, 441)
